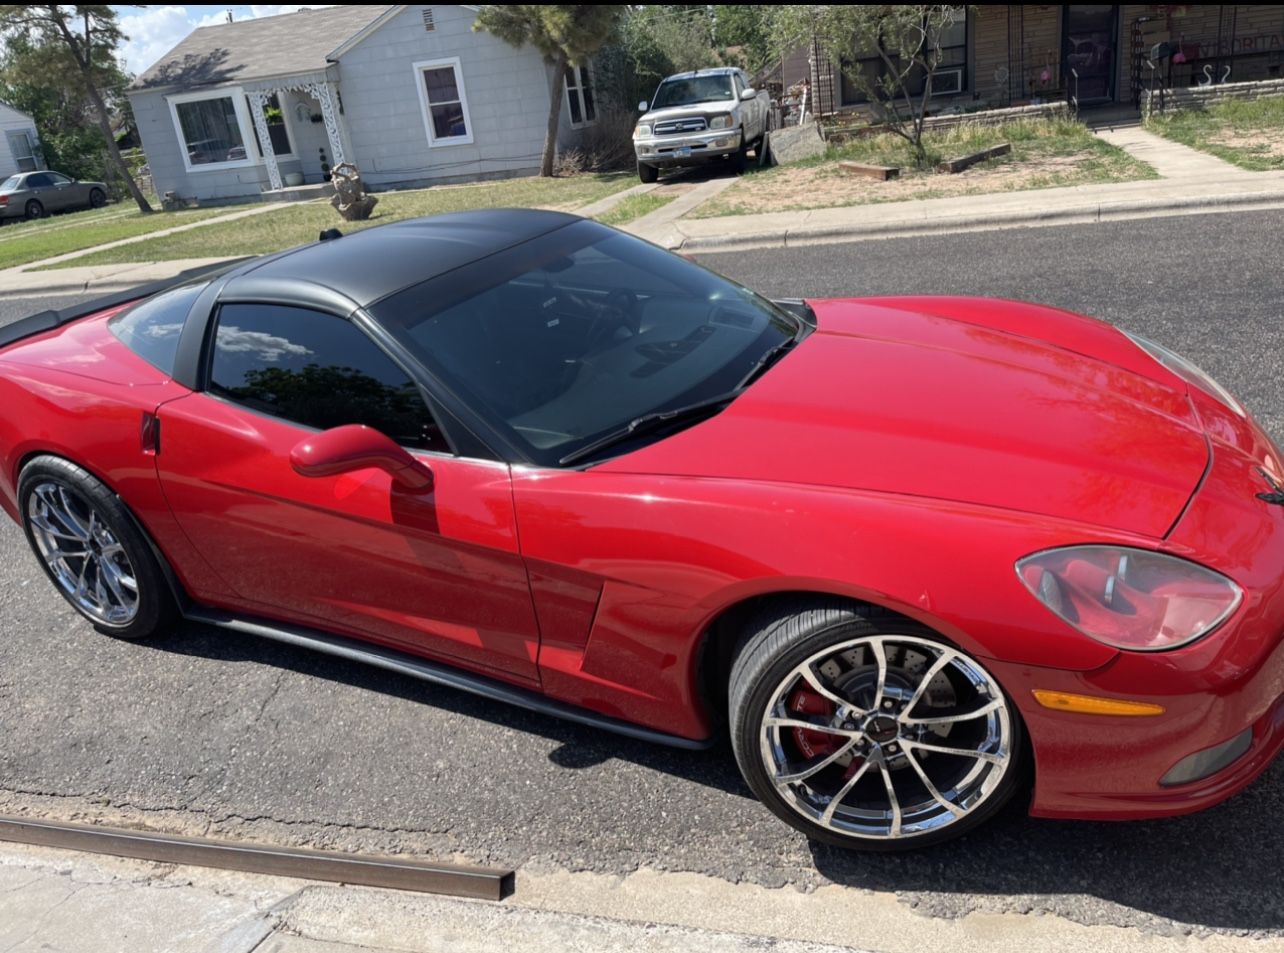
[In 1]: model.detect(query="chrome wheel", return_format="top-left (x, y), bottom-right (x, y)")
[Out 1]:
top-left (26, 481), bottom-right (140, 627)
top-left (759, 634), bottom-right (1013, 842)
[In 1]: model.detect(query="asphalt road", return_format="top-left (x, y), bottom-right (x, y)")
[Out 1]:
top-left (2, 210), bottom-right (1284, 939)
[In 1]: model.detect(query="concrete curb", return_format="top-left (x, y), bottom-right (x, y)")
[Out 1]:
top-left (671, 191), bottom-right (1284, 253)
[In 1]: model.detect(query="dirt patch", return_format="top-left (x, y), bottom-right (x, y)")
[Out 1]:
top-left (1209, 129), bottom-right (1284, 158)
top-left (696, 152), bottom-right (1092, 216)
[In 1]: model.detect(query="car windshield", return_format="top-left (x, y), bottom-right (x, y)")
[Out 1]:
top-left (652, 75), bottom-right (735, 108)
top-left (0, 175), bottom-right (20, 191)
top-left (372, 220), bottom-right (799, 467)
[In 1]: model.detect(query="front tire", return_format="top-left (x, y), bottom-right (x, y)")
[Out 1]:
top-left (18, 456), bottom-right (177, 640)
top-left (638, 161), bottom-right (659, 184)
top-left (729, 599), bottom-right (1024, 851)
top-left (89, 188), bottom-right (107, 209)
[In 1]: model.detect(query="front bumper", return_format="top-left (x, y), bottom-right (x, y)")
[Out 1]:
top-left (1004, 406), bottom-right (1284, 820)
top-left (635, 129), bottom-right (742, 167)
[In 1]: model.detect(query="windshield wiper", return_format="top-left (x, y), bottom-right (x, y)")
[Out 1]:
top-left (736, 321), bottom-right (807, 391)
top-left (558, 392), bottom-right (739, 467)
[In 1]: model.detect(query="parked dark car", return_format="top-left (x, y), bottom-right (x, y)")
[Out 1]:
top-left (0, 170), bottom-right (109, 221)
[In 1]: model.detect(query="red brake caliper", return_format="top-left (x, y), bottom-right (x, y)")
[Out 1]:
top-left (788, 687), bottom-right (840, 760)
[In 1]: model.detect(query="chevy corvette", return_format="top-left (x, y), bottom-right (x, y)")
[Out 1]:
top-left (2, 209), bottom-right (1282, 850)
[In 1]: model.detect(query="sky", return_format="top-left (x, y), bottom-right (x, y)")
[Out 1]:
top-left (111, 5), bottom-right (332, 76)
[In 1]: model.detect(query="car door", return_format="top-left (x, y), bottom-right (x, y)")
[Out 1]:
top-left (45, 172), bottom-right (76, 210)
top-left (22, 172), bottom-right (51, 211)
top-left (154, 301), bottom-right (542, 684)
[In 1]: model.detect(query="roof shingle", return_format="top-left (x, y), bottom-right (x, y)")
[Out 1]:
top-left (131, 5), bottom-right (394, 91)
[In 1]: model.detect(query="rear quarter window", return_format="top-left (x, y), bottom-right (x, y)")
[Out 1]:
top-left (108, 282), bottom-right (206, 376)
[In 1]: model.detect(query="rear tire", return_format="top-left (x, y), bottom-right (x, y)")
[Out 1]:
top-left (89, 188), bottom-right (107, 209)
top-left (638, 161), bottom-right (659, 184)
top-left (729, 598), bottom-right (1025, 851)
top-left (24, 199), bottom-right (43, 220)
top-left (18, 456), bottom-right (177, 640)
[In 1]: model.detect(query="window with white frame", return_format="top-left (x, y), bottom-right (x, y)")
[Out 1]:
top-left (5, 130), bottom-right (40, 172)
top-left (169, 90), bottom-right (255, 170)
top-left (564, 64), bottom-right (596, 127)
top-left (414, 58), bottom-right (473, 146)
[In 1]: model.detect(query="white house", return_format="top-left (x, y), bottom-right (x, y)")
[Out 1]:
top-left (127, 5), bottom-right (599, 203)
top-left (0, 101), bottom-right (44, 179)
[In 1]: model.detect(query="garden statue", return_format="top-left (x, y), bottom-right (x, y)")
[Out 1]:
top-left (329, 162), bottom-right (377, 221)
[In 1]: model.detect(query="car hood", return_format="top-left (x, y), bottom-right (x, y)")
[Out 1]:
top-left (641, 102), bottom-right (737, 124)
top-left (599, 296), bottom-right (1208, 538)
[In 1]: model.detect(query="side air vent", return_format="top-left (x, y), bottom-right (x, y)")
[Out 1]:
top-left (422, 8), bottom-right (435, 31)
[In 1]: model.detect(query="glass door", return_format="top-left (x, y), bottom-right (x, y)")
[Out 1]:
top-left (1063, 5), bottom-right (1119, 103)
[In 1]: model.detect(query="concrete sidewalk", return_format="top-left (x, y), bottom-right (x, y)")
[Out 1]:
top-left (5, 838), bottom-right (1281, 953)
top-left (0, 841), bottom-right (869, 953)
top-left (625, 170), bottom-right (1284, 251)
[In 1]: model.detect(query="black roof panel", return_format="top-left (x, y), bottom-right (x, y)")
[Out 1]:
top-left (223, 208), bottom-right (582, 311)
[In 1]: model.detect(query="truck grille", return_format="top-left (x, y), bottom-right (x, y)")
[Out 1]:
top-left (654, 117), bottom-right (708, 135)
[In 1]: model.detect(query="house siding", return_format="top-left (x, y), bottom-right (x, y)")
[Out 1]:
top-left (336, 5), bottom-right (558, 188)
top-left (130, 85), bottom-right (283, 203)
top-left (0, 102), bottom-right (41, 179)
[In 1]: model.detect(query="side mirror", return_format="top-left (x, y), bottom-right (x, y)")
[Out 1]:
top-left (290, 424), bottom-right (433, 491)
top-left (638, 100), bottom-right (649, 112)
top-left (740, 88), bottom-right (757, 101)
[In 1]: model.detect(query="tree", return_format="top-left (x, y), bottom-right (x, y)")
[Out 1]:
top-left (713, 6), bottom-right (773, 73)
top-left (0, 30), bottom-right (126, 186)
top-left (770, 5), bottom-right (970, 168)
top-left (474, 5), bottom-right (625, 177)
top-left (0, 5), bottom-right (153, 212)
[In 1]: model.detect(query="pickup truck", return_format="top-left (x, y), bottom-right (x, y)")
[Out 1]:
top-left (632, 67), bottom-right (770, 183)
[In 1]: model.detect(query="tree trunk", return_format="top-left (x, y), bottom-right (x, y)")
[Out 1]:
top-left (542, 51), bottom-right (569, 177)
top-left (83, 81), bottom-right (154, 213)
top-left (50, 10), bottom-right (154, 213)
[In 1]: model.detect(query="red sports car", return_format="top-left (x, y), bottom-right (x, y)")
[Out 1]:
top-left (3, 210), bottom-right (1282, 850)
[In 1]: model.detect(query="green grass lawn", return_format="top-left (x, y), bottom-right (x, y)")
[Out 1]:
top-left (48, 174), bottom-right (633, 270)
top-left (0, 203), bottom-right (228, 271)
top-left (693, 117), bottom-right (1157, 217)
top-left (1145, 95), bottom-right (1284, 171)
top-left (594, 190), bottom-right (675, 226)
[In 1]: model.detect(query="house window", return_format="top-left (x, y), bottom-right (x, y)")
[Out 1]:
top-left (5, 130), bottom-right (40, 172)
top-left (565, 64), bottom-right (596, 127)
top-left (246, 93), bottom-right (293, 158)
top-left (839, 6), bottom-right (969, 106)
top-left (169, 90), bottom-right (255, 170)
top-left (414, 57), bottom-right (473, 147)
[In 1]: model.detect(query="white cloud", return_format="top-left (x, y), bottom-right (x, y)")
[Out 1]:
top-left (114, 5), bottom-right (332, 77)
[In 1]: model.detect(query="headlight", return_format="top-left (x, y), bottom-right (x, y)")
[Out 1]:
top-left (633, 124), bottom-right (651, 139)
top-left (1017, 546), bottom-right (1242, 652)
top-left (1123, 329), bottom-right (1245, 417)
top-left (708, 114), bottom-right (734, 130)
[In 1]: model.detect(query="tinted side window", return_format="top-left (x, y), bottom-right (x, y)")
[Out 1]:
top-left (109, 281), bottom-right (207, 375)
top-left (209, 303), bottom-right (447, 452)
top-left (26, 173), bottom-right (51, 188)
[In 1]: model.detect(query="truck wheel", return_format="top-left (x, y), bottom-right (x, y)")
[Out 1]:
top-left (757, 131), bottom-right (773, 168)
top-left (638, 162), bottom-right (659, 184)
top-left (733, 131), bottom-right (751, 172)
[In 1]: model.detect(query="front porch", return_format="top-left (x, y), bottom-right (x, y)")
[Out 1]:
top-left (243, 71), bottom-right (350, 195)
